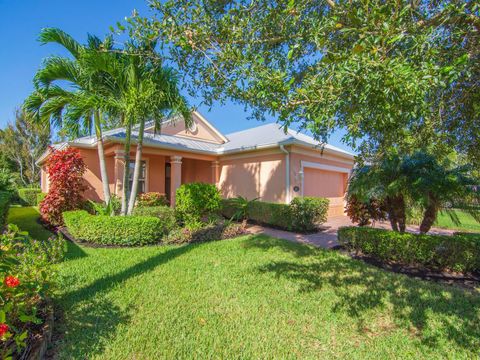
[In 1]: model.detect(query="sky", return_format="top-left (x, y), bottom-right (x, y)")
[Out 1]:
top-left (0, 0), bottom-right (353, 153)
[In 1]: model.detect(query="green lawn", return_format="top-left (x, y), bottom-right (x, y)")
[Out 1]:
top-left (7, 207), bottom-right (480, 359)
top-left (435, 209), bottom-right (480, 232)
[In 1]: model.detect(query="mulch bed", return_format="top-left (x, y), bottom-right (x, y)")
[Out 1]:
top-left (333, 246), bottom-right (480, 291)
top-left (16, 299), bottom-right (54, 360)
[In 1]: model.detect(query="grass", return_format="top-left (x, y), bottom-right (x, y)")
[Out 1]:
top-left (7, 207), bottom-right (480, 359)
top-left (434, 209), bottom-right (480, 232)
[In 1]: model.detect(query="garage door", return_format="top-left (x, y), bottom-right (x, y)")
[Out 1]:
top-left (303, 168), bottom-right (347, 216)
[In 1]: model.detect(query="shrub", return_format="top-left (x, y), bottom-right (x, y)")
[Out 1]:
top-left (337, 226), bottom-right (480, 273)
top-left (63, 210), bottom-right (165, 246)
top-left (345, 194), bottom-right (387, 226)
top-left (0, 191), bottom-right (11, 230)
top-left (0, 168), bottom-right (18, 193)
top-left (36, 192), bottom-right (47, 206)
top-left (17, 188), bottom-right (41, 206)
top-left (176, 183), bottom-right (221, 223)
top-left (40, 147), bottom-right (87, 226)
top-left (221, 197), bottom-right (329, 232)
top-left (0, 224), bottom-right (64, 358)
top-left (163, 220), bottom-right (246, 245)
top-left (133, 206), bottom-right (177, 233)
top-left (289, 197), bottom-right (329, 232)
top-left (137, 192), bottom-right (168, 207)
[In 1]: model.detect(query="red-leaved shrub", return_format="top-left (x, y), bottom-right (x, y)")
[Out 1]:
top-left (39, 147), bottom-right (87, 225)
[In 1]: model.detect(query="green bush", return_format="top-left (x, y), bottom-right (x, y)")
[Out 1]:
top-left (63, 210), bottom-right (165, 246)
top-left (221, 196), bottom-right (329, 232)
top-left (289, 197), bottom-right (329, 232)
top-left (0, 224), bottom-right (64, 357)
top-left (133, 206), bottom-right (177, 232)
top-left (176, 183), bottom-right (221, 223)
top-left (17, 187), bottom-right (41, 206)
top-left (137, 192), bottom-right (168, 207)
top-left (163, 220), bottom-right (246, 245)
top-left (337, 226), bottom-right (480, 273)
top-left (36, 192), bottom-right (47, 206)
top-left (0, 191), bottom-right (12, 229)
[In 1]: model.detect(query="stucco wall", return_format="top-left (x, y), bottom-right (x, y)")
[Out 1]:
top-left (218, 152), bottom-right (286, 203)
top-left (146, 113), bottom-right (225, 144)
top-left (80, 148), bottom-right (116, 202)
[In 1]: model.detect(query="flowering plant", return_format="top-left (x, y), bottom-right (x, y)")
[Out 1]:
top-left (0, 225), bottom-right (64, 358)
top-left (39, 147), bottom-right (87, 225)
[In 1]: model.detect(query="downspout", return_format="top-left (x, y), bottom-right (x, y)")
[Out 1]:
top-left (279, 145), bottom-right (291, 204)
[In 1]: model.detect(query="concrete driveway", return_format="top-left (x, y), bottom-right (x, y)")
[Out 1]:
top-left (247, 216), bottom-right (455, 249)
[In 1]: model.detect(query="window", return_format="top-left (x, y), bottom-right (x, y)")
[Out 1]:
top-left (128, 160), bottom-right (146, 193)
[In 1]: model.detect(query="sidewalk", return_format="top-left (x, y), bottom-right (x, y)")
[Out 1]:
top-left (247, 216), bottom-right (455, 249)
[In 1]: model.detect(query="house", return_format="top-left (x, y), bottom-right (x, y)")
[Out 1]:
top-left (38, 112), bottom-right (354, 216)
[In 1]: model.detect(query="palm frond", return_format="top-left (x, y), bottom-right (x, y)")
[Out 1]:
top-left (38, 28), bottom-right (82, 58)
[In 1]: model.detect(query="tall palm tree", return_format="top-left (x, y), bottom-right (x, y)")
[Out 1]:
top-left (24, 28), bottom-right (115, 204)
top-left (84, 43), bottom-right (191, 215)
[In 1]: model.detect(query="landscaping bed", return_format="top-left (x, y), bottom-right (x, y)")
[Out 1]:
top-left (337, 226), bottom-right (480, 289)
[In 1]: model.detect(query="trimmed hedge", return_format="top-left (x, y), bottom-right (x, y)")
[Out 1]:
top-left (18, 188), bottom-right (42, 206)
top-left (36, 192), bottom-right (47, 206)
top-left (337, 226), bottom-right (480, 273)
top-left (63, 210), bottom-right (164, 246)
top-left (221, 196), bottom-right (329, 232)
top-left (0, 191), bottom-right (12, 229)
top-left (132, 206), bottom-right (177, 233)
top-left (289, 197), bottom-right (329, 232)
top-left (176, 183), bottom-right (221, 223)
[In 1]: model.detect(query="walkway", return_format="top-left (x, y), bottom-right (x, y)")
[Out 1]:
top-left (247, 216), bottom-right (455, 249)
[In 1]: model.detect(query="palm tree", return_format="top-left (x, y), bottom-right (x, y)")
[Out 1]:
top-left (402, 152), bottom-right (479, 233)
top-left (348, 151), bottom-right (408, 232)
top-left (84, 42), bottom-right (191, 215)
top-left (24, 28), bottom-right (115, 204)
top-left (126, 51), bottom-right (191, 215)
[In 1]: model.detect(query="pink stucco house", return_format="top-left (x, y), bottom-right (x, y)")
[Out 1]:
top-left (39, 112), bottom-right (354, 216)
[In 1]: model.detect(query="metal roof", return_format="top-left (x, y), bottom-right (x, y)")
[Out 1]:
top-left (38, 119), bottom-right (354, 163)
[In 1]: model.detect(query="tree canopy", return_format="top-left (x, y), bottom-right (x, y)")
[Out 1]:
top-left (126, 0), bottom-right (479, 162)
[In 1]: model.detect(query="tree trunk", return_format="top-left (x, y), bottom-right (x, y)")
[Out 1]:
top-left (386, 195), bottom-right (406, 232)
top-left (94, 111), bottom-right (111, 205)
top-left (127, 119), bottom-right (146, 215)
top-left (121, 117), bottom-right (132, 216)
top-left (420, 194), bottom-right (438, 234)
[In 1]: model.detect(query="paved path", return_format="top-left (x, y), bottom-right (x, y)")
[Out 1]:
top-left (247, 216), bottom-right (455, 249)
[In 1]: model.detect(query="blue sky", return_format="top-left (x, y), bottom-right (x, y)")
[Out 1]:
top-left (0, 0), bottom-right (353, 153)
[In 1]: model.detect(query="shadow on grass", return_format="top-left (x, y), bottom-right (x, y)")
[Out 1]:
top-left (56, 243), bottom-right (197, 357)
top-left (245, 235), bottom-right (480, 351)
top-left (63, 239), bottom-right (88, 261)
top-left (242, 234), bottom-right (317, 257)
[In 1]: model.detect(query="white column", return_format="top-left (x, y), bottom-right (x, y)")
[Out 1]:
top-left (170, 156), bottom-right (182, 206)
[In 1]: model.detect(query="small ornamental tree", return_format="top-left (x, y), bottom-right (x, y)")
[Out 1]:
top-left (40, 147), bottom-right (87, 225)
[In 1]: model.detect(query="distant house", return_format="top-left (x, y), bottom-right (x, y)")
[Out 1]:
top-left (38, 112), bottom-right (354, 216)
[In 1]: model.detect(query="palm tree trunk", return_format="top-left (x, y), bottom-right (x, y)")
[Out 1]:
top-left (121, 117), bottom-right (132, 216)
top-left (420, 194), bottom-right (438, 234)
top-left (94, 111), bottom-right (111, 205)
top-left (127, 119), bottom-right (145, 215)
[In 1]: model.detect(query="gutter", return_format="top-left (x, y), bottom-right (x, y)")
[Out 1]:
top-left (279, 145), bottom-right (291, 204)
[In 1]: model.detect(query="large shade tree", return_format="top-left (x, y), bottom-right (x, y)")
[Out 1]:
top-left (126, 0), bottom-right (479, 163)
